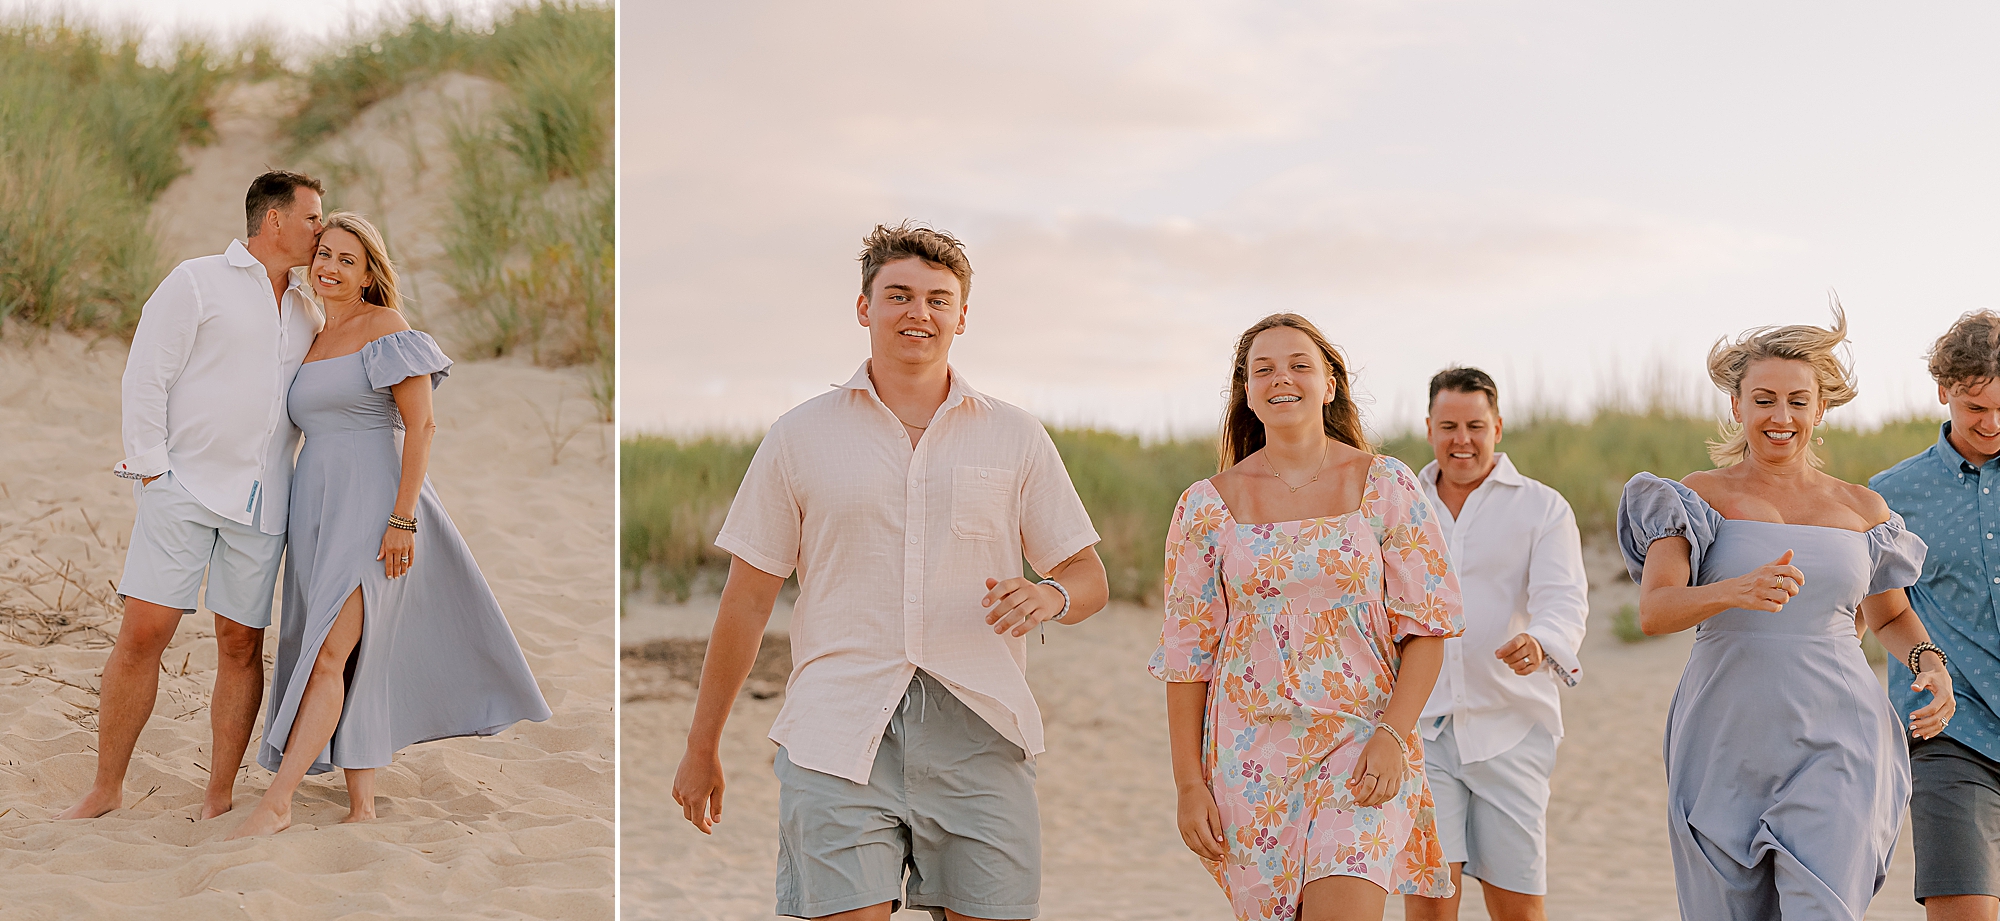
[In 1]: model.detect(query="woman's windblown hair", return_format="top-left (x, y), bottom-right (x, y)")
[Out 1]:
top-left (321, 211), bottom-right (403, 313)
top-left (1705, 302), bottom-right (1855, 468)
top-left (1220, 313), bottom-right (1369, 470)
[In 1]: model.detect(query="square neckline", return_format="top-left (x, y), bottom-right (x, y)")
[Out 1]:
top-left (1200, 455), bottom-right (1385, 528)
top-left (1670, 475), bottom-right (1885, 536)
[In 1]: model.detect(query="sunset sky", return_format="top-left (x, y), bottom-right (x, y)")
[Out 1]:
top-left (625, 2), bottom-right (2000, 437)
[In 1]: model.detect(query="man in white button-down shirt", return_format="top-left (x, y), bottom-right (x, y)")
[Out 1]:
top-left (673, 223), bottom-right (1108, 921)
top-left (1404, 368), bottom-right (1588, 921)
top-left (59, 171), bottom-right (325, 821)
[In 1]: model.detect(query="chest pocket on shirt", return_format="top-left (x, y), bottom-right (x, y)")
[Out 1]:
top-left (951, 465), bottom-right (1017, 541)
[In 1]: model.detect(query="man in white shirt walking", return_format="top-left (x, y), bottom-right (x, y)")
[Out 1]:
top-left (59, 171), bottom-right (325, 821)
top-left (673, 222), bottom-right (1109, 920)
top-left (1404, 367), bottom-right (1589, 921)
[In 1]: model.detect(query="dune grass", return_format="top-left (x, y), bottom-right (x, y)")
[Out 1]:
top-left (0, 20), bottom-right (223, 332)
top-left (294, 1), bottom-right (617, 419)
top-left (622, 411), bottom-right (1946, 608)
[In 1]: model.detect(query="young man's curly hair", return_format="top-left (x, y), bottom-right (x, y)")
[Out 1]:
top-left (1928, 309), bottom-right (2000, 393)
top-left (857, 222), bottom-right (973, 303)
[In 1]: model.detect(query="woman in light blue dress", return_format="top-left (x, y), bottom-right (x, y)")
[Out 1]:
top-left (1618, 308), bottom-right (1955, 919)
top-left (228, 213), bottom-right (550, 839)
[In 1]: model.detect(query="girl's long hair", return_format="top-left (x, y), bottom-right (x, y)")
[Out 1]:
top-left (1220, 313), bottom-right (1369, 470)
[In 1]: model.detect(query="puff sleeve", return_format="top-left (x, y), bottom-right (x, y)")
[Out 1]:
top-left (359, 329), bottom-right (452, 392)
top-left (1616, 473), bottom-right (1723, 584)
top-left (1866, 513), bottom-right (1928, 597)
top-left (1150, 483), bottom-right (1230, 682)
top-left (1366, 456), bottom-right (1464, 642)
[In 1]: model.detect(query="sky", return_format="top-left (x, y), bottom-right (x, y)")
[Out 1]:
top-left (623, 1), bottom-right (2000, 438)
top-left (16, 0), bottom-right (515, 55)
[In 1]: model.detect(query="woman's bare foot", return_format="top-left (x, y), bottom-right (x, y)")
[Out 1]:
top-left (54, 787), bottom-right (122, 820)
top-left (339, 803), bottom-right (376, 824)
top-left (222, 803), bottom-right (291, 840)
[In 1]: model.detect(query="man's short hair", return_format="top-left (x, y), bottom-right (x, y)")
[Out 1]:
top-left (1928, 309), bottom-right (2000, 394)
top-left (245, 170), bottom-right (324, 237)
top-left (858, 221), bottom-right (973, 303)
top-left (1428, 366), bottom-right (1500, 415)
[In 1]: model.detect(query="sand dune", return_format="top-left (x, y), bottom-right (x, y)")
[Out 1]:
top-left (622, 541), bottom-right (1925, 920)
top-left (0, 332), bottom-right (615, 919)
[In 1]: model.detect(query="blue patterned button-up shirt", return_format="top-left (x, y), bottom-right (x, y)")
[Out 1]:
top-left (1872, 422), bottom-right (2000, 763)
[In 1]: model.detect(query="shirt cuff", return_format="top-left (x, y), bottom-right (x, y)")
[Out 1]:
top-left (714, 533), bottom-right (797, 580)
top-left (1526, 624), bottom-right (1583, 684)
top-left (1028, 529), bottom-right (1101, 577)
top-left (114, 446), bottom-right (170, 480)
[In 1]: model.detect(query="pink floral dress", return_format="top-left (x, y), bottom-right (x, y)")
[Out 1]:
top-left (1151, 455), bottom-right (1465, 920)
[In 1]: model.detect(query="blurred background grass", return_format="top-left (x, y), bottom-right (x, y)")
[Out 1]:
top-left (623, 408), bottom-right (1943, 608)
top-left (0, 3), bottom-right (614, 418)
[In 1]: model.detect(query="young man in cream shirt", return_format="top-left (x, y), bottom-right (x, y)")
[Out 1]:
top-left (673, 223), bottom-right (1108, 921)
top-left (1404, 367), bottom-right (1589, 921)
top-left (60, 171), bottom-right (324, 821)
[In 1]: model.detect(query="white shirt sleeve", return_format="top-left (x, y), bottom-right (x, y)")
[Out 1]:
top-left (1523, 493), bottom-right (1590, 681)
top-left (115, 266), bottom-right (201, 479)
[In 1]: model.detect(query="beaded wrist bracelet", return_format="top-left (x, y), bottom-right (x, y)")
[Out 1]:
top-left (1909, 642), bottom-right (1948, 675)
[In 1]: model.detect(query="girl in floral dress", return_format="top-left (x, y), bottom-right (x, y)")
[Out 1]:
top-left (1153, 314), bottom-right (1465, 921)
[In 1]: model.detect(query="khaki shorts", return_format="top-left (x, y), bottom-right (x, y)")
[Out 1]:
top-left (1424, 717), bottom-right (1558, 896)
top-left (117, 471), bottom-right (283, 629)
top-left (774, 670), bottom-right (1040, 920)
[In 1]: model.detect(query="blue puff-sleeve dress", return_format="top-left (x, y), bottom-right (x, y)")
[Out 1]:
top-left (1618, 473), bottom-right (1926, 921)
top-left (260, 330), bottom-right (552, 776)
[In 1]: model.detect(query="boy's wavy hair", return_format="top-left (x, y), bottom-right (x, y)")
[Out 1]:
top-left (857, 221), bottom-right (973, 303)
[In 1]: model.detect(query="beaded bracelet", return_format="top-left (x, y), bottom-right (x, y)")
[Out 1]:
top-left (1909, 642), bottom-right (1948, 675)
top-left (1372, 721), bottom-right (1411, 766)
top-left (387, 513), bottom-right (418, 532)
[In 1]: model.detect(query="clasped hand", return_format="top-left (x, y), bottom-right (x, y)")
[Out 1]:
top-left (982, 577), bottom-right (1061, 637)
top-left (1730, 549), bottom-right (1804, 612)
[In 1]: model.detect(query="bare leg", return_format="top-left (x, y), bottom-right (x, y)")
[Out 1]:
top-left (1478, 878), bottom-right (1547, 921)
top-left (225, 588), bottom-right (364, 839)
top-left (203, 616), bottom-right (265, 819)
top-left (1405, 863), bottom-right (1466, 921)
top-left (1929, 896), bottom-right (2000, 921)
top-left (1300, 874), bottom-right (1390, 921)
top-left (56, 597), bottom-right (183, 819)
top-left (341, 768), bottom-right (377, 823)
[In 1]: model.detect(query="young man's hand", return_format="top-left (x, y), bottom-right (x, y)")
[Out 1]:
top-left (982, 577), bottom-right (1063, 637)
top-left (672, 746), bottom-right (727, 834)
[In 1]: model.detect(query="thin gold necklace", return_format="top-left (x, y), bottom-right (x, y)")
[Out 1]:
top-left (1267, 440), bottom-right (1329, 493)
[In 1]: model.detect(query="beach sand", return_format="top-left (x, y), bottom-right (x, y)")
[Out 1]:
top-left (0, 332), bottom-right (616, 919)
top-left (623, 541), bottom-right (1924, 920)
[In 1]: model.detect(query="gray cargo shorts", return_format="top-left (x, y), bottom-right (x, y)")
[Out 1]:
top-left (774, 669), bottom-right (1040, 920)
top-left (1911, 733), bottom-right (2000, 903)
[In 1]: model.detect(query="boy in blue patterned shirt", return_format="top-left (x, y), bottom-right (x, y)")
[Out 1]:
top-left (1871, 309), bottom-right (2000, 920)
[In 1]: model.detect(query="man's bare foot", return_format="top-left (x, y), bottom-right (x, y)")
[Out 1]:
top-left (200, 791), bottom-right (236, 820)
top-left (339, 804), bottom-right (376, 824)
top-left (54, 788), bottom-right (122, 820)
top-left (222, 804), bottom-right (290, 840)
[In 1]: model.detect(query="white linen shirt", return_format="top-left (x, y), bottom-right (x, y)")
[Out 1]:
top-left (1417, 453), bottom-right (1589, 763)
top-left (114, 240), bottom-right (320, 535)
top-left (716, 361), bottom-right (1101, 784)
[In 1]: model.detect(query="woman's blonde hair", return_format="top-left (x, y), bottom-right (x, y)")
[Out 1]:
top-left (1705, 303), bottom-right (1855, 467)
top-left (319, 211), bottom-right (402, 312)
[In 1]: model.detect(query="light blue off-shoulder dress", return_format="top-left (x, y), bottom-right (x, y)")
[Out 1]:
top-left (259, 330), bottom-right (552, 775)
top-left (1618, 473), bottom-right (1927, 921)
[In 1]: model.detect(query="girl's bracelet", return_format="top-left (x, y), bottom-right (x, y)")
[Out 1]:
top-left (1909, 642), bottom-right (1948, 675)
top-left (1372, 721), bottom-right (1411, 765)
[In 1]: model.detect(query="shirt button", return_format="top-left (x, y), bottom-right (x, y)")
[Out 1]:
top-left (910, 536), bottom-right (918, 544)
top-left (908, 596), bottom-right (917, 603)
top-left (980, 470), bottom-right (988, 479)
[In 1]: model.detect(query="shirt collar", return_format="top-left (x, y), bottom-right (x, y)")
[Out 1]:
top-left (839, 359), bottom-right (992, 414)
top-left (224, 239), bottom-right (260, 269)
top-left (1937, 421), bottom-right (1994, 477)
top-left (1418, 452), bottom-right (1523, 490)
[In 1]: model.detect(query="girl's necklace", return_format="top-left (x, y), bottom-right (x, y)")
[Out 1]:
top-left (1267, 440), bottom-right (1329, 493)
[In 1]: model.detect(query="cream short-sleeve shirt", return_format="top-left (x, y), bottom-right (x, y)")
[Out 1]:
top-left (717, 361), bottom-right (1100, 784)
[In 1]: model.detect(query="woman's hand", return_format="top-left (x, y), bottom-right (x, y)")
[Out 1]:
top-left (378, 526), bottom-right (415, 579)
top-left (1725, 550), bottom-right (1804, 612)
top-left (1910, 659), bottom-right (1957, 739)
top-left (1176, 780), bottom-right (1227, 862)
top-left (1347, 727), bottom-right (1408, 808)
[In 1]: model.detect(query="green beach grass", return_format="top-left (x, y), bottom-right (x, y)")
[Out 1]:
top-left (0, 20), bottom-right (224, 332)
top-left (1, 3), bottom-right (613, 415)
top-left (622, 410), bottom-right (1944, 608)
